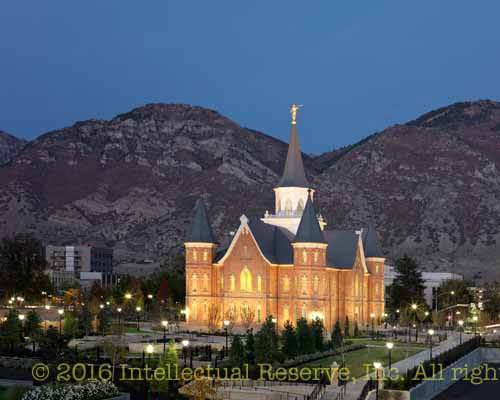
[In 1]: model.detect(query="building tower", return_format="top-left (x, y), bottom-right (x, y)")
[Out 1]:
top-left (262, 104), bottom-right (326, 234)
top-left (185, 199), bottom-right (216, 324)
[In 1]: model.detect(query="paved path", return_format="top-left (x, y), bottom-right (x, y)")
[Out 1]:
top-left (333, 332), bottom-right (472, 400)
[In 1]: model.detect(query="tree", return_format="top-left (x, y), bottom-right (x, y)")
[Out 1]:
top-left (0, 234), bottom-right (51, 301)
top-left (254, 316), bottom-right (279, 363)
top-left (103, 340), bottom-right (128, 382)
top-left (63, 312), bottom-right (80, 338)
top-left (25, 311), bottom-right (42, 339)
top-left (0, 310), bottom-right (21, 353)
top-left (344, 316), bottom-right (350, 338)
top-left (240, 307), bottom-right (255, 330)
top-left (229, 335), bottom-right (245, 367)
top-left (156, 277), bottom-right (170, 308)
top-left (155, 340), bottom-right (179, 393)
top-left (436, 279), bottom-right (473, 310)
top-left (281, 321), bottom-right (298, 358)
top-left (311, 318), bottom-right (325, 352)
top-left (78, 302), bottom-right (93, 337)
top-left (296, 318), bottom-right (314, 354)
top-left (483, 282), bottom-right (500, 323)
top-left (244, 329), bottom-right (256, 364)
top-left (387, 255), bottom-right (426, 311)
top-left (207, 304), bottom-right (221, 332)
top-left (331, 320), bottom-right (342, 348)
top-left (353, 321), bottom-right (360, 337)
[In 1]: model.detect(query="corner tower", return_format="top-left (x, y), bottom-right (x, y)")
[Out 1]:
top-left (262, 104), bottom-right (326, 234)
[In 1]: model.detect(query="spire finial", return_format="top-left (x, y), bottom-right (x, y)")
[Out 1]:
top-left (290, 104), bottom-right (303, 125)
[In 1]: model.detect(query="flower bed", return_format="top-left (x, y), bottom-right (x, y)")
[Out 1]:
top-left (21, 381), bottom-right (120, 400)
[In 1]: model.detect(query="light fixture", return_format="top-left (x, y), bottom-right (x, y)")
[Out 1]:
top-left (161, 320), bottom-right (168, 327)
top-left (45, 305), bottom-right (50, 310)
top-left (136, 306), bottom-right (141, 312)
top-left (411, 304), bottom-right (417, 310)
top-left (373, 361), bottom-right (382, 369)
top-left (428, 329), bottom-right (435, 336)
top-left (370, 313), bottom-right (375, 319)
top-left (58, 309), bottom-right (64, 315)
top-left (146, 344), bottom-right (154, 354)
top-left (18, 314), bottom-right (25, 321)
top-left (458, 320), bottom-right (464, 327)
top-left (117, 307), bottom-right (122, 313)
top-left (386, 342), bottom-right (394, 350)
top-left (125, 293), bottom-right (132, 300)
top-left (223, 320), bottom-right (230, 327)
top-left (182, 339), bottom-right (189, 347)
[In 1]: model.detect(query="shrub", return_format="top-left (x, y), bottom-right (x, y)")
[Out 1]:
top-left (21, 381), bottom-right (119, 400)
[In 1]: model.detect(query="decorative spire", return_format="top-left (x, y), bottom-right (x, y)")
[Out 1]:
top-left (278, 105), bottom-right (309, 188)
top-left (363, 224), bottom-right (383, 257)
top-left (187, 199), bottom-right (216, 243)
top-left (293, 192), bottom-right (326, 244)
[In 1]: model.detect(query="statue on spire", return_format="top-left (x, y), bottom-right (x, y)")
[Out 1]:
top-left (290, 103), bottom-right (303, 125)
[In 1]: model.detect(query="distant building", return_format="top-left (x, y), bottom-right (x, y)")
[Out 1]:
top-left (45, 245), bottom-right (117, 290)
top-left (384, 264), bottom-right (463, 307)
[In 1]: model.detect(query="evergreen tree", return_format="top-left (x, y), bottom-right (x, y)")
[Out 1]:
top-left (25, 311), bottom-right (42, 338)
top-left (296, 318), bottom-right (314, 354)
top-left (344, 316), bottom-right (350, 338)
top-left (0, 310), bottom-right (21, 353)
top-left (244, 329), bottom-right (256, 364)
top-left (281, 321), bottom-right (298, 358)
top-left (331, 320), bottom-right (343, 348)
top-left (78, 303), bottom-right (92, 336)
top-left (387, 255), bottom-right (426, 310)
top-left (155, 340), bottom-right (178, 392)
top-left (311, 318), bottom-right (325, 352)
top-left (353, 321), bottom-right (360, 337)
top-left (229, 335), bottom-right (245, 367)
top-left (254, 316), bottom-right (279, 363)
top-left (63, 311), bottom-right (80, 338)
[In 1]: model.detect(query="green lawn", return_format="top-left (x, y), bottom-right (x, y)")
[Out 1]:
top-left (297, 345), bottom-right (424, 378)
top-left (349, 338), bottom-right (426, 348)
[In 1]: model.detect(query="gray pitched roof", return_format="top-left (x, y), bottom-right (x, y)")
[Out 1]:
top-left (323, 230), bottom-right (359, 269)
top-left (293, 195), bottom-right (326, 244)
top-left (248, 218), bottom-right (293, 264)
top-left (187, 199), bottom-right (216, 243)
top-left (362, 225), bottom-right (383, 257)
top-left (278, 124), bottom-right (309, 187)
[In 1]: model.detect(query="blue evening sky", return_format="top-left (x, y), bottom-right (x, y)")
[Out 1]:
top-left (1, 1), bottom-right (499, 153)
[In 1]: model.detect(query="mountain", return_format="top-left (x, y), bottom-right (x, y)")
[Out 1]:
top-left (1, 100), bottom-right (500, 280)
top-left (0, 131), bottom-right (26, 165)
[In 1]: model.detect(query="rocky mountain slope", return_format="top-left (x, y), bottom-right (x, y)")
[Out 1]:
top-left (1, 100), bottom-right (500, 280)
top-left (0, 131), bottom-right (25, 165)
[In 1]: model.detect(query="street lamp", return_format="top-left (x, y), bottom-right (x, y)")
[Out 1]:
top-left (58, 309), bottom-right (64, 335)
top-left (428, 329), bottom-right (435, 360)
top-left (161, 320), bottom-right (168, 353)
top-left (370, 313), bottom-right (376, 339)
top-left (125, 293), bottom-right (132, 300)
top-left (136, 306), bottom-right (142, 331)
top-left (223, 320), bottom-right (230, 357)
top-left (117, 307), bottom-right (122, 329)
top-left (473, 315), bottom-right (479, 336)
top-left (182, 339), bottom-right (189, 367)
top-left (373, 362), bottom-right (382, 400)
top-left (18, 314), bottom-right (25, 339)
top-left (411, 304), bottom-right (418, 342)
top-left (386, 342), bottom-right (394, 370)
top-left (458, 320), bottom-right (464, 345)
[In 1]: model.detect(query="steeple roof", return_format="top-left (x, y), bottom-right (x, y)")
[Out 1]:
top-left (278, 124), bottom-right (309, 188)
top-left (187, 199), bottom-right (216, 243)
top-left (293, 193), bottom-right (326, 244)
top-left (362, 225), bottom-right (383, 257)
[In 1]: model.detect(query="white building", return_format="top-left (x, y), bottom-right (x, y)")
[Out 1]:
top-left (384, 264), bottom-right (463, 307)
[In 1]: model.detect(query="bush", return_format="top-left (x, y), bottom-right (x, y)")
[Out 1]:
top-left (21, 381), bottom-right (119, 400)
top-left (4, 385), bottom-right (29, 400)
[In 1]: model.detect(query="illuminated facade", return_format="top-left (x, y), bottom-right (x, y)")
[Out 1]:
top-left (185, 106), bottom-right (385, 331)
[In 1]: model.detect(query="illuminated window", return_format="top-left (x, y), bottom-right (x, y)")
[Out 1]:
top-left (192, 273), bottom-right (198, 292)
top-left (240, 267), bottom-right (252, 292)
top-left (313, 276), bottom-right (319, 293)
top-left (301, 303), bottom-right (307, 318)
top-left (220, 273), bottom-right (224, 290)
top-left (354, 276), bottom-right (359, 296)
top-left (300, 275), bottom-right (307, 295)
top-left (375, 264), bottom-right (379, 273)
top-left (283, 305), bottom-right (290, 322)
top-left (193, 250), bottom-right (197, 261)
top-left (314, 251), bottom-right (318, 263)
top-left (257, 305), bottom-right (262, 323)
top-left (375, 282), bottom-right (379, 295)
top-left (203, 250), bottom-right (208, 261)
top-left (192, 301), bottom-right (198, 320)
top-left (257, 275), bottom-right (262, 293)
top-left (285, 199), bottom-right (292, 212)
top-left (283, 276), bottom-right (290, 292)
top-left (302, 250), bottom-right (307, 263)
top-left (203, 302), bottom-right (208, 320)
top-left (229, 274), bottom-right (235, 292)
top-left (203, 273), bottom-right (209, 292)
top-left (297, 199), bottom-right (304, 212)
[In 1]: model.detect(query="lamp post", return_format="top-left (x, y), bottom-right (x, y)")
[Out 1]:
top-left (428, 329), bottom-right (434, 360)
top-left (44, 305), bottom-right (50, 330)
top-left (223, 320), bottom-right (230, 357)
top-left (117, 307), bottom-right (122, 329)
top-left (58, 309), bottom-right (64, 336)
top-left (145, 344), bottom-right (154, 398)
top-left (18, 314), bottom-right (25, 339)
top-left (136, 306), bottom-right (142, 331)
top-left (386, 342), bottom-right (394, 370)
top-left (161, 320), bottom-right (168, 353)
top-left (182, 339), bottom-right (189, 367)
top-left (373, 362), bottom-right (382, 400)
top-left (473, 315), bottom-right (478, 336)
top-left (458, 320), bottom-right (464, 345)
top-left (411, 304), bottom-right (417, 342)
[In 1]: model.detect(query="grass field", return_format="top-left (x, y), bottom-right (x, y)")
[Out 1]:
top-left (297, 344), bottom-right (424, 378)
top-left (349, 338), bottom-right (427, 348)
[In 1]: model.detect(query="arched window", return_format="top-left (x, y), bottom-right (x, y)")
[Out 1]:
top-left (313, 275), bottom-right (319, 293)
top-left (297, 198), bottom-right (304, 213)
top-left (229, 274), bottom-right (236, 292)
top-left (302, 250), bottom-right (308, 263)
top-left (285, 199), bottom-right (293, 213)
top-left (203, 273), bottom-right (209, 292)
top-left (283, 276), bottom-right (290, 292)
top-left (193, 250), bottom-right (197, 261)
top-left (301, 303), bottom-right (307, 318)
top-left (257, 275), bottom-right (262, 293)
top-left (283, 305), bottom-right (290, 322)
top-left (257, 305), bottom-right (262, 323)
top-left (203, 301), bottom-right (208, 320)
top-left (203, 250), bottom-right (208, 261)
top-left (220, 273), bottom-right (224, 290)
top-left (192, 273), bottom-right (198, 292)
top-left (300, 275), bottom-right (307, 295)
top-left (354, 275), bottom-right (359, 297)
top-left (240, 267), bottom-right (252, 292)
top-left (192, 300), bottom-right (198, 320)
top-left (314, 251), bottom-right (319, 263)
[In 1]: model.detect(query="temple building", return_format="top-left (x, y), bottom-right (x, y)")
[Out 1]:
top-left (185, 106), bottom-right (385, 331)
